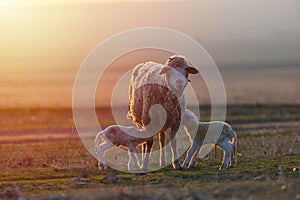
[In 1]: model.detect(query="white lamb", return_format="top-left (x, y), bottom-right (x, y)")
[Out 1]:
top-left (95, 125), bottom-right (151, 171)
top-left (127, 55), bottom-right (199, 170)
top-left (181, 110), bottom-right (237, 170)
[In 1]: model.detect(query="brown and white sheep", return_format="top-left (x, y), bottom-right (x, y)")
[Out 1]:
top-left (127, 55), bottom-right (199, 170)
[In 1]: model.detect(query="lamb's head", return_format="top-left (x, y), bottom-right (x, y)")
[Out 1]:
top-left (160, 55), bottom-right (199, 91)
top-left (182, 109), bottom-right (199, 130)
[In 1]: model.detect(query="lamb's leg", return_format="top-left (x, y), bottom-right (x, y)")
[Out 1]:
top-left (134, 145), bottom-right (143, 168)
top-left (169, 128), bottom-right (181, 170)
top-left (182, 140), bottom-right (201, 169)
top-left (190, 148), bottom-right (200, 168)
top-left (229, 142), bottom-right (236, 168)
top-left (141, 138), bottom-right (153, 171)
top-left (97, 142), bottom-right (114, 170)
top-left (127, 142), bottom-right (136, 171)
top-left (230, 132), bottom-right (237, 167)
top-left (159, 131), bottom-right (166, 166)
top-left (218, 142), bottom-right (233, 170)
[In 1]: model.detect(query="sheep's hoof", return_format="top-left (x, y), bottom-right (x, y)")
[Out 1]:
top-left (230, 160), bottom-right (237, 168)
top-left (140, 166), bottom-right (149, 172)
top-left (218, 165), bottom-right (226, 171)
top-left (160, 161), bottom-right (166, 167)
top-left (218, 166), bottom-right (228, 171)
top-left (172, 161), bottom-right (182, 170)
top-left (135, 172), bottom-right (146, 176)
top-left (98, 163), bottom-right (107, 171)
top-left (173, 166), bottom-right (182, 170)
top-left (189, 167), bottom-right (196, 171)
top-left (181, 167), bottom-right (188, 171)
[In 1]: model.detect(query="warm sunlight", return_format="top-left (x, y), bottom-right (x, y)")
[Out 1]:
top-left (0, 0), bottom-right (102, 5)
top-left (0, 0), bottom-right (174, 71)
top-left (0, 2), bottom-right (299, 198)
top-left (0, 0), bottom-right (299, 108)
top-left (0, 0), bottom-right (21, 5)
top-left (0, 0), bottom-right (177, 6)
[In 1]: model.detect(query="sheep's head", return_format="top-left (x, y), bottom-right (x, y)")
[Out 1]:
top-left (160, 55), bottom-right (199, 90)
top-left (181, 109), bottom-right (199, 129)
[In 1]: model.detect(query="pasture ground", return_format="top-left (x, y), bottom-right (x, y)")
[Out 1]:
top-left (0, 105), bottom-right (299, 200)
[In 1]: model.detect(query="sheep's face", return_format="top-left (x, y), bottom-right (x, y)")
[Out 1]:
top-left (165, 55), bottom-right (198, 79)
top-left (160, 66), bottom-right (189, 90)
top-left (160, 55), bottom-right (199, 90)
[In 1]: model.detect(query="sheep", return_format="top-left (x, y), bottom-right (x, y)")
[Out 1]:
top-left (127, 55), bottom-right (199, 170)
top-left (95, 125), bottom-right (152, 171)
top-left (181, 110), bottom-right (237, 170)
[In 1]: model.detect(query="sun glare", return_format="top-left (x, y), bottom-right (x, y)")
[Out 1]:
top-left (0, 0), bottom-right (177, 6)
top-left (0, 0), bottom-right (19, 5)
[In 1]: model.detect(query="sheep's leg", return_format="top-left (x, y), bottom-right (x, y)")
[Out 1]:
top-left (134, 145), bottom-right (143, 168)
top-left (229, 143), bottom-right (236, 167)
top-left (142, 143), bottom-right (146, 160)
top-left (97, 142), bottom-right (114, 170)
top-left (218, 142), bottom-right (233, 170)
top-left (141, 138), bottom-right (153, 171)
top-left (182, 141), bottom-right (201, 169)
top-left (224, 142), bottom-right (233, 170)
top-left (169, 128), bottom-right (181, 170)
top-left (127, 142), bottom-right (136, 171)
top-left (190, 148), bottom-right (200, 168)
top-left (230, 133), bottom-right (237, 167)
top-left (159, 131), bottom-right (166, 167)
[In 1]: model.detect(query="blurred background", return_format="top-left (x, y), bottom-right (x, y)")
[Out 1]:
top-left (1, 0), bottom-right (299, 108)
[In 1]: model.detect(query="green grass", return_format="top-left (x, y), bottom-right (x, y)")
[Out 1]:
top-left (1, 155), bottom-right (299, 199)
top-left (0, 105), bottom-right (299, 199)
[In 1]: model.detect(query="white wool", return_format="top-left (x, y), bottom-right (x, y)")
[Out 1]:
top-left (130, 62), bottom-right (166, 89)
top-left (95, 125), bottom-right (149, 172)
top-left (128, 56), bottom-right (199, 170)
top-left (129, 62), bottom-right (188, 118)
top-left (181, 110), bottom-right (237, 170)
top-left (129, 61), bottom-right (188, 102)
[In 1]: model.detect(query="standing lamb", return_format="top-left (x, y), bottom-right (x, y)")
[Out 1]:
top-left (95, 125), bottom-right (151, 171)
top-left (128, 55), bottom-right (199, 170)
top-left (181, 110), bottom-right (237, 170)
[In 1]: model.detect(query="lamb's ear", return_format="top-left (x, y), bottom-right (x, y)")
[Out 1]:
top-left (186, 67), bottom-right (199, 74)
top-left (159, 67), bottom-right (170, 75)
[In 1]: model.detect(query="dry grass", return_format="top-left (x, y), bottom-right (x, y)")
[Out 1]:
top-left (0, 105), bottom-right (299, 199)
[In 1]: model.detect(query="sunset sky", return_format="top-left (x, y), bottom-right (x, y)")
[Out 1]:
top-left (0, 0), bottom-right (299, 107)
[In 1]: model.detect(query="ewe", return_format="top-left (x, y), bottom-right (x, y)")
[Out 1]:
top-left (128, 55), bottom-right (199, 170)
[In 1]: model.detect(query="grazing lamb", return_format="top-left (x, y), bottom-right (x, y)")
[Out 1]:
top-left (128, 55), bottom-right (199, 170)
top-left (181, 110), bottom-right (237, 170)
top-left (95, 125), bottom-right (152, 171)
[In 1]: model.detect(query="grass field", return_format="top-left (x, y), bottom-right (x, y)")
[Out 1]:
top-left (0, 105), bottom-right (299, 200)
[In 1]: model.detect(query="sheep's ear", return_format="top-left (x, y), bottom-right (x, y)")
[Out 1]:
top-left (159, 67), bottom-right (170, 75)
top-left (186, 67), bottom-right (199, 74)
